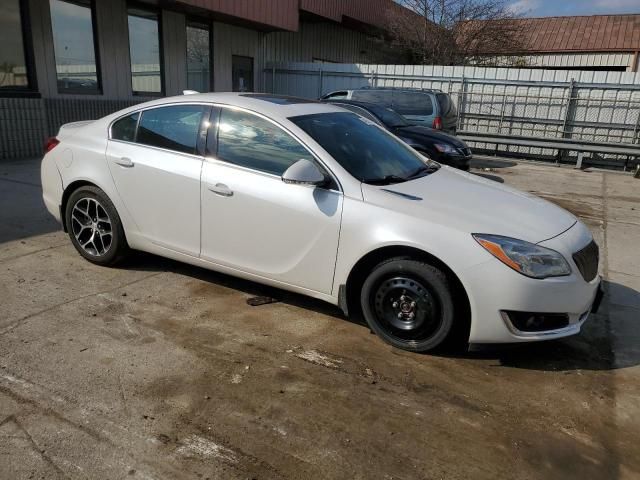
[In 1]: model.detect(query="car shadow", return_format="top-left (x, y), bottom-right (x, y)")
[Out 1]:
top-left (122, 252), bottom-right (351, 323)
top-left (470, 158), bottom-right (518, 169)
top-left (123, 253), bottom-right (640, 371)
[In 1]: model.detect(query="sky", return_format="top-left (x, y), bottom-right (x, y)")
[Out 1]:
top-left (507, 0), bottom-right (640, 17)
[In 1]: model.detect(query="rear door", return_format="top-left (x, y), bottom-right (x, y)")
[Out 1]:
top-left (392, 91), bottom-right (435, 127)
top-left (106, 104), bottom-right (209, 255)
top-left (436, 93), bottom-right (458, 134)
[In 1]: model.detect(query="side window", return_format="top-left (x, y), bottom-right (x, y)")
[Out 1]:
top-left (217, 108), bottom-right (313, 176)
top-left (323, 91), bottom-right (348, 100)
top-left (136, 105), bottom-right (206, 154)
top-left (351, 90), bottom-right (393, 105)
top-left (392, 92), bottom-right (434, 116)
top-left (111, 112), bottom-right (140, 142)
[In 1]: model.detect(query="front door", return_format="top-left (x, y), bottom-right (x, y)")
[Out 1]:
top-left (106, 104), bottom-right (209, 255)
top-left (201, 107), bottom-right (342, 294)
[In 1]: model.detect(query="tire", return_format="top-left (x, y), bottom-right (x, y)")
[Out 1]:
top-left (65, 185), bottom-right (129, 266)
top-left (360, 258), bottom-right (455, 352)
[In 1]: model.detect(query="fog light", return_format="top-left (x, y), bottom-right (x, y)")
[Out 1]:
top-left (502, 311), bottom-right (569, 333)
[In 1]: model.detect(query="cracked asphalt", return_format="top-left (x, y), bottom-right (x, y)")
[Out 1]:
top-left (1, 157), bottom-right (639, 479)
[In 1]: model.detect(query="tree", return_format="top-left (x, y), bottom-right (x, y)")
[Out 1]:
top-left (388, 0), bottom-right (525, 66)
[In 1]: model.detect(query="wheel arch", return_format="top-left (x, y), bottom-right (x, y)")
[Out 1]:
top-left (342, 245), bottom-right (471, 341)
top-left (60, 180), bottom-right (124, 236)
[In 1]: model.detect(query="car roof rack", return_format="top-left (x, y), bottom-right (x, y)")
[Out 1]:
top-left (358, 86), bottom-right (443, 93)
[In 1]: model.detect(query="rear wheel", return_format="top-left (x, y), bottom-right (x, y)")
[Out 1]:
top-left (65, 186), bottom-right (129, 265)
top-left (360, 258), bottom-right (455, 352)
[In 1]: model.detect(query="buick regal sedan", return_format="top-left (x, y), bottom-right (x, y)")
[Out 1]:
top-left (41, 93), bottom-right (602, 352)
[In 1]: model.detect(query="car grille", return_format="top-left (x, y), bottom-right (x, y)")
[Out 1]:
top-left (572, 240), bottom-right (599, 282)
top-left (459, 147), bottom-right (472, 157)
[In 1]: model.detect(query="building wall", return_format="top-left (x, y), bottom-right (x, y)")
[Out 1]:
top-left (1, 0), bottom-right (392, 159)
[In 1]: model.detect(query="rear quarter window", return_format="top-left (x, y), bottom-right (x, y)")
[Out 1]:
top-left (323, 91), bottom-right (348, 100)
top-left (392, 92), bottom-right (434, 116)
top-left (436, 93), bottom-right (456, 116)
top-left (111, 112), bottom-right (139, 142)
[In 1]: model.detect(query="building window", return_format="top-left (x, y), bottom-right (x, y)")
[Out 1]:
top-left (186, 21), bottom-right (211, 92)
top-left (0, 0), bottom-right (33, 92)
top-left (50, 0), bottom-right (101, 94)
top-left (127, 7), bottom-right (162, 95)
top-left (232, 55), bottom-right (253, 92)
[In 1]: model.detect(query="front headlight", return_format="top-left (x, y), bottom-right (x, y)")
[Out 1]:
top-left (434, 143), bottom-right (457, 154)
top-left (472, 234), bottom-right (571, 279)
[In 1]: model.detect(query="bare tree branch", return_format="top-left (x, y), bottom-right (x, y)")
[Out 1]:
top-left (387, 0), bottom-right (526, 66)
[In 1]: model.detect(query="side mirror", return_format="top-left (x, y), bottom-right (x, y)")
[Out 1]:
top-left (282, 159), bottom-right (327, 186)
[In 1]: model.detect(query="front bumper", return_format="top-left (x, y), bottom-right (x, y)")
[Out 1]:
top-left (463, 222), bottom-right (602, 344)
top-left (438, 153), bottom-right (471, 170)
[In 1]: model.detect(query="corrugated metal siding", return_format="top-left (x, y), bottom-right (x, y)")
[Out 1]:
top-left (212, 22), bottom-right (263, 91)
top-left (264, 22), bottom-right (384, 64)
top-left (0, 98), bottom-right (146, 159)
top-left (498, 15), bottom-right (640, 53)
top-left (0, 98), bottom-right (47, 159)
top-left (300, 0), bottom-right (416, 32)
top-left (179, 0), bottom-right (299, 31)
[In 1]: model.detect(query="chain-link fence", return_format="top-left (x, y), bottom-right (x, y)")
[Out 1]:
top-left (265, 63), bottom-right (640, 170)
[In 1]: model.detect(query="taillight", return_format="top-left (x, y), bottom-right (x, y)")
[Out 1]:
top-left (432, 116), bottom-right (443, 130)
top-left (45, 137), bottom-right (59, 153)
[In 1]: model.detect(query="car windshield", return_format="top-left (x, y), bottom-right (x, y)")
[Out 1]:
top-left (370, 106), bottom-right (410, 128)
top-left (290, 112), bottom-right (439, 184)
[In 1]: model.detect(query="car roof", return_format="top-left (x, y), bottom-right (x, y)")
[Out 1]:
top-left (108, 92), bottom-right (345, 123)
top-left (324, 99), bottom-right (383, 110)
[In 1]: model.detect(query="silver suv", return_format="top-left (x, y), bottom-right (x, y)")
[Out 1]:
top-left (321, 88), bottom-right (458, 134)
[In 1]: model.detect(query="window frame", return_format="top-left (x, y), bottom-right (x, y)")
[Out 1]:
top-left (108, 102), bottom-right (211, 157)
top-left (126, 4), bottom-right (164, 97)
top-left (209, 105), bottom-right (341, 192)
top-left (0, 0), bottom-right (39, 97)
top-left (185, 18), bottom-right (213, 92)
top-left (50, 0), bottom-right (103, 95)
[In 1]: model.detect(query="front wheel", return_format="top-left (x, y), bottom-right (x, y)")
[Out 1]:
top-left (360, 258), bottom-right (455, 352)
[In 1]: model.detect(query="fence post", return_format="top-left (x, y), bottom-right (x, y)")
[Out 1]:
top-left (456, 76), bottom-right (466, 132)
top-left (560, 78), bottom-right (577, 164)
top-left (272, 65), bottom-right (276, 94)
top-left (318, 67), bottom-right (324, 98)
top-left (498, 89), bottom-right (507, 134)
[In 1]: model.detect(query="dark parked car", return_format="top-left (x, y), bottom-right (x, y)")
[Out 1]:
top-left (321, 88), bottom-right (458, 134)
top-left (324, 99), bottom-right (472, 170)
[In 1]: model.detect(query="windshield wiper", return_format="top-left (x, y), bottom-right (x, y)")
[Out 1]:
top-left (362, 174), bottom-right (408, 185)
top-left (405, 164), bottom-right (440, 179)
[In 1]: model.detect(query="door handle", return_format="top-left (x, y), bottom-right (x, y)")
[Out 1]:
top-left (208, 183), bottom-right (233, 197)
top-left (114, 157), bottom-right (134, 168)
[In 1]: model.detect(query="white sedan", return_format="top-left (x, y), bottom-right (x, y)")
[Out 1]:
top-left (41, 92), bottom-right (602, 352)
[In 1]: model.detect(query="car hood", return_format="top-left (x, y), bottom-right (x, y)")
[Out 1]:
top-left (361, 167), bottom-right (576, 243)
top-left (392, 125), bottom-right (466, 148)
